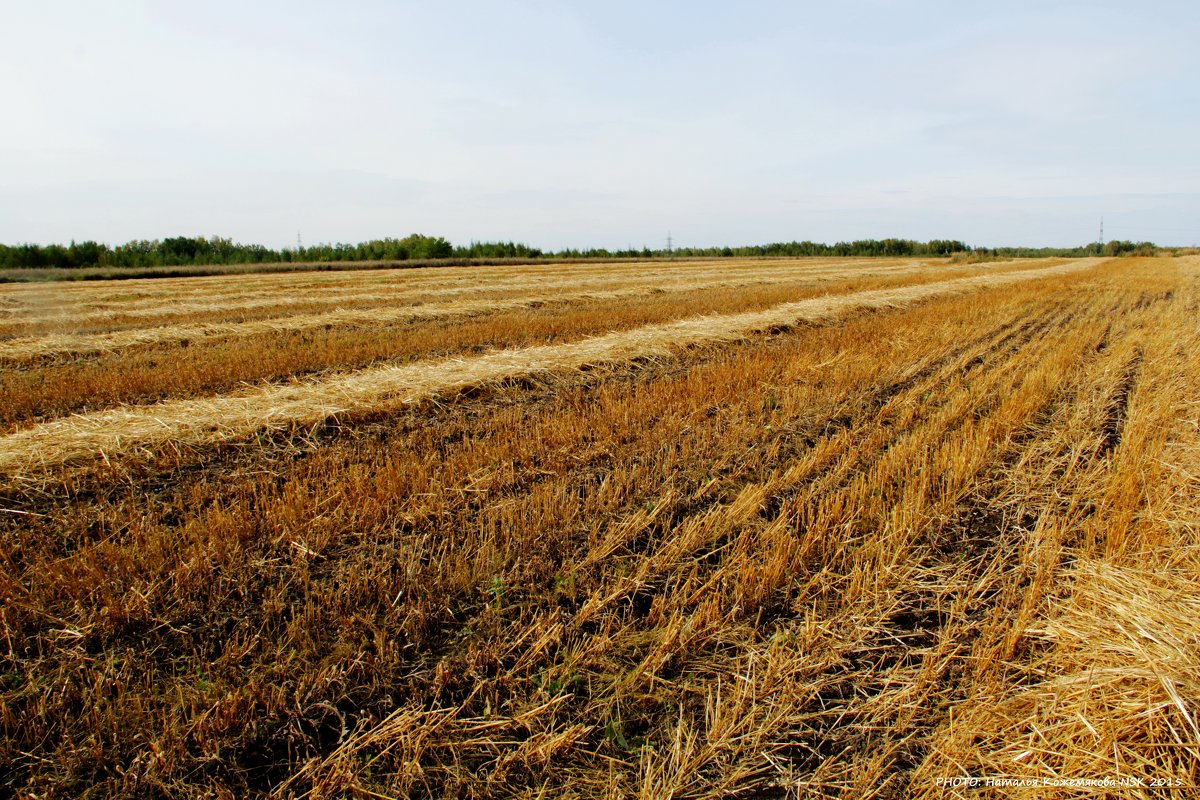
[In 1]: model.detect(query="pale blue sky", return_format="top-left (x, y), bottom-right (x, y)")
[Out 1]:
top-left (2, 1), bottom-right (1197, 249)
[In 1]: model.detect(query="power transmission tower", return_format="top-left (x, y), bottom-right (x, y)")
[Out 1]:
top-left (1099, 218), bottom-right (1104, 247)
top-left (666, 232), bottom-right (674, 258)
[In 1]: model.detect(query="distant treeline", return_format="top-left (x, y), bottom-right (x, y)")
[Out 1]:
top-left (0, 234), bottom-right (461, 270)
top-left (558, 239), bottom-right (1158, 259)
top-left (559, 239), bottom-right (969, 259)
top-left (0, 234), bottom-right (1160, 270)
top-left (973, 241), bottom-right (1158, 258)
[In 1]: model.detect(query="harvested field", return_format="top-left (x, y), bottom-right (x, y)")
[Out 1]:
top-left (0, 262), bottom-right (965, 362)
top-left (0, 257), bottom-right (1047, 336)
top-left (1, 256), bottom-right (1197, 798)
top-left (0, 259), bottom-right (1064, 429)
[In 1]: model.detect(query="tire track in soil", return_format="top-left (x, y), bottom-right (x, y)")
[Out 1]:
top-left (1096, 349), bottom-right (1143, 459)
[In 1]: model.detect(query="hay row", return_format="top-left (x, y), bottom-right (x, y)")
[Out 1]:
top-left (0, 256), bottom-right (847, 305)
top-left (0, 259), bottom-right (1100, 482)
top-left (0, 275), bottom-right (832, 362)
top-left (86, 257), bottom-right (862, 301)
top-left (0, 259), bottom-right (927, 328)
top-left (0, 265), bottom-right (795, 320)
top-left (0, 263), bottom-right (956, 361)
top-left (0, 256), bottom-right (865, 299)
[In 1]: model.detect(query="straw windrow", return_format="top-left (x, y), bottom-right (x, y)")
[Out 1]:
top-left (0, 257), bottom-right (1051, 333)
top-left (0, 257), bottom-right (917, 328)
top-left (0, 259), bottom-right (1098, 483)
top-left (0, 270), bottom-right (915, 362)
top-left (0, 258), bottom-right (1047, 362)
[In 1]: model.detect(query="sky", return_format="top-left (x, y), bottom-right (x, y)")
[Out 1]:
top-left (2, 0), bottom-right (1198, 250)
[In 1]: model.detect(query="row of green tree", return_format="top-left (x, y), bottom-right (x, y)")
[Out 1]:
top-left (557, 239), bottom-right (972, 259)
top-left (0, 234), bottom-right (463, 270)
top-left (0, 235), bottom-right (1157, 270)
top-left (983, 240), bottom-right (1158, 258)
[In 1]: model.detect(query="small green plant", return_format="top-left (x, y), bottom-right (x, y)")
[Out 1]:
top-left (533, 668), bottom-right (580, 695)
top-left (604, 718), bottom-right (630, 751)
top-left (554, 571), bottom-right (577, 594)
top-left (603, 717), bottom-right (646, 752)
top-left (487, 574), bottom-right (507, 608)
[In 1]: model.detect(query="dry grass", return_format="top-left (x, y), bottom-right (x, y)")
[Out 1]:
top-left (0, 266), bottom-right (1017, 427)
top-left (2, 268), bottom-right (762, 329)
top-left (0, 266), bottom-right (940, 363)
top-left (1, 255), bottom-right (1195, 799)
top-left (905, 266), bottom-right (1200, 796)
top-left (0, 258), bottom-right (887, 330)
top-left (0, 257), bottom-right (1045, 338)
top-left (0, 259), bottom-right (1093, 484)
